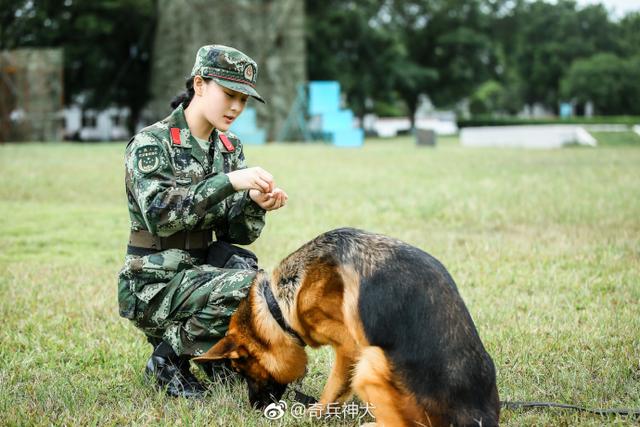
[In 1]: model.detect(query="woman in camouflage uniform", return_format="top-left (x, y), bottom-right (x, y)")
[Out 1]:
top-left (118, 45), bottom-right (287, 397)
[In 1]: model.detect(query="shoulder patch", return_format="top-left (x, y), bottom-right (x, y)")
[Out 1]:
top-left (219, 133), bottom-right (235, 152)
top-left (135, 145), bottom-right (161, 174)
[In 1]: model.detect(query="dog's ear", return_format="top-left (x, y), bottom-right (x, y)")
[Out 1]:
top-left (192, 335), bottom-right (247, 362)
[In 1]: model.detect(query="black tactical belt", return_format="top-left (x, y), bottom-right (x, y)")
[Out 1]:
top-left (128, 229), bottom-right (213, 250)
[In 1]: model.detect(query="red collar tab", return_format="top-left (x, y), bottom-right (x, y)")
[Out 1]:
top-left (219, 133), bottom-right (235, 152)
top-left (170, 127), bottom-right (181, 145)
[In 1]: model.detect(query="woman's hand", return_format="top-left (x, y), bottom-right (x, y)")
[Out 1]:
top-left (227, 167), bottom-right (274, 193)
top-left (249, 188), bottom-right (288, 211)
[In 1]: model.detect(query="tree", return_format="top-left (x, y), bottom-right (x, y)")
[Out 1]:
top-left (374, 0), bottom-right (499, 124)
top-left (617, 12), bottom-right (640, 58)
top-left (508, 0), bottom-right (616, 112)
top-left (382, 0), bottom-right (438, 127)
top-left (305, 0), bottom-right (406, 120)
top-left (306, 0), bottom-right (496, 126)
top-left (469, 80), bottom-right (508, 116)
top-left (1, 0), bottom-right (156, 133)
top-left (561, 53), bottom-right (640, 115)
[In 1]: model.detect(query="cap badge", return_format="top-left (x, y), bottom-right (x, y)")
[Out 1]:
top-left (243, 64), bottom-right (255, 82)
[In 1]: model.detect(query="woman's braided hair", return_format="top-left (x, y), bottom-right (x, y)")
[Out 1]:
top-left (170, 77), bottom-right (196, 109)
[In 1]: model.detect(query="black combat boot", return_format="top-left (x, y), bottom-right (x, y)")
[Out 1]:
top-left (144, 341), bottom-right (206, 398)
top-left (198, 359), bottom-right (241, 385)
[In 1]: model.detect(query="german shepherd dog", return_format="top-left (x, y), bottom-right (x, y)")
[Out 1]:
top-left (194, 228), bottom-right (500, 426)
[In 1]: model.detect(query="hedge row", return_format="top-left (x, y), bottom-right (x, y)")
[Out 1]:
top-left (457, 116), bottom-right (640, 128)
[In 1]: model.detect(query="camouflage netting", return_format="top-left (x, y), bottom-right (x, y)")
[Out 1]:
top-left (0, 48), bottom-right (63, 142)
top-left (148, 0), bottom-right (306, 141)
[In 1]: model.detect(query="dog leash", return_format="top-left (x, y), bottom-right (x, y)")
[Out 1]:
top-left (289, 386), bottom-right (318, 405)
top-left (501, 400), bottom-right (640, 418)
top-left (286, 371), bottom-right (318, 405)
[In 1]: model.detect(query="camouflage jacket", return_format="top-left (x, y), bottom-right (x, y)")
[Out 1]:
top-left (124, 104), bottom-right (266, 246)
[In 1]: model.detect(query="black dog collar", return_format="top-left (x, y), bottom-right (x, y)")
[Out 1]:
top-left (260, 279), bottom-right (305, 347)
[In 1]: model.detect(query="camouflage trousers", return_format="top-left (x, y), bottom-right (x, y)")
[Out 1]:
top-left (117, 249), bottom-right (255, 356)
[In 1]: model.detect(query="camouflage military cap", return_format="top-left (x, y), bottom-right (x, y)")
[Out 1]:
top-left (191, 45), bottom-right (265, 103)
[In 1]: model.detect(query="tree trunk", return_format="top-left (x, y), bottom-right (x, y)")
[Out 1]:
top-left (408, 96), bottom-right (418, 131)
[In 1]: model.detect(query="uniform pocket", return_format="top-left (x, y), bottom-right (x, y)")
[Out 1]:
top-left (117, 274), bottom-right (137, 319)
top-left (122, 249), bottom-right (196, 303)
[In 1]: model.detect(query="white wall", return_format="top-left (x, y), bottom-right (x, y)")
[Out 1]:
top-left (460, 125), bottom-right (597, 149)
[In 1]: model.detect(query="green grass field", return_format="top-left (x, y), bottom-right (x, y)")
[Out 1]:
top-left (1, 136), bottom-right (639, 426)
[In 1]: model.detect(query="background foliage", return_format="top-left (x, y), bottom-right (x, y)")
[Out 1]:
top-left (2, 0), bottom-right (640, 130)
top-left (0, 0), bottom-right (156, 130)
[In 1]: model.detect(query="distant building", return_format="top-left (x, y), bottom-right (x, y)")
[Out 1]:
top-left (519, 103), bottom-right (554, 118)
top-left (62, 106), bottom-right (135, 142)
top-left (360, 115), bottom-right (458, 138)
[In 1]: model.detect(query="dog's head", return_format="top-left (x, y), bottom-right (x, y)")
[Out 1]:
top-left (194, 331), bottom-right (287, 409)
top-left (193, 275), bottom-right (307, 409)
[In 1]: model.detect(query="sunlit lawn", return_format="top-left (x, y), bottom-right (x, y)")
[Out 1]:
top-left (1, 134), bottom-right (638, 426)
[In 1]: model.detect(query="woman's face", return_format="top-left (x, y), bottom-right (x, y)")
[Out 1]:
top-left (195, 77), bottom-right (249, 131)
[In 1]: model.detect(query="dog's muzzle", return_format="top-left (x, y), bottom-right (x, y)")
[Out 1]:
top-left (246, 377), bottom-right (287, 410)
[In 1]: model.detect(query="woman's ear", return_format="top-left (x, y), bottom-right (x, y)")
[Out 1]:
top-left (193, 75), bottom-right (206, 96)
